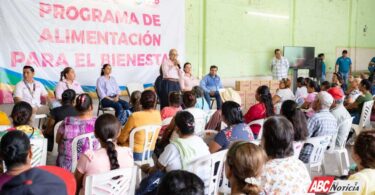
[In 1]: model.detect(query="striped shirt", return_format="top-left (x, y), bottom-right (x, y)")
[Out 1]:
top-left (271, 57), bottom-right (289, 80)
top-left (307, 109), bottom-right (338, 137)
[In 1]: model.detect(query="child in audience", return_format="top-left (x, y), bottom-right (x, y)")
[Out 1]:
top-left (0, 101), bottom-right (44, 139)
top-left (344, 131), bottom-right (375, 195)
top-left (209, 101), bottom-right (254, 153)
top-left (320, 81), bottom-right (331, 91)
top-left (129, 90), bottom-right (142, 112)
top-left (0, 130), bottom-right (32, 190)
top-left (225, 141), bottom-right (267, 195)
top-left (192, 86), bottom-right (210, 111)
top-left (56, 94), bottom-right (99, 171)
top-left (244, 85), bottom-right (274, 138)
top-left (301, 80), bottom-right (319, 117)
top-left (295, 77), bottom-right (308, 105)
top-left (75, 114), bottom-right (134, 194)
top-left (156, 170), bottom-right (204, 195)
top-left (142, 111), bottom-right (209, 173)
top-left (281, 100), bottom-right (309, 157)
top-left (261, 116), bottom-right (311, 194)
top-left (160, 91), bottom-right (182, 120)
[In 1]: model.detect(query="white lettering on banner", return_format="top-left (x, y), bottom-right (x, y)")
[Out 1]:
top-left (0, 0), bottom-right (185, 104)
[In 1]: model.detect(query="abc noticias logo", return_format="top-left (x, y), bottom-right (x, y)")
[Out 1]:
top-left (308, 176), bottom-right (361, 193)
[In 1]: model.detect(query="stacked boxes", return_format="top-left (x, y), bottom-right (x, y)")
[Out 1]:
top-left (235, 80), bottom-right (280, 112)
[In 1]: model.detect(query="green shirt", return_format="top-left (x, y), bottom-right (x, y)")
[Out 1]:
top-left (354, 92), bottom-right (373, 114)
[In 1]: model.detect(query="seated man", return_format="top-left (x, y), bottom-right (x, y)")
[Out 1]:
top-left (13, 65), bottom-right (49, 116)
top-left (327, 87), bottom-right (352, 148)
top-left (200, 65), bottom-right (223, 109)
top-left (299, 91), bottom-right (338, 163)
top-left (345, 79), bottom-right (373, 124)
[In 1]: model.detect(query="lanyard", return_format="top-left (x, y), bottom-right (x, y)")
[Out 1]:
top-left (23, 80), bottom-right (35, 98)
top-left (65, 81), bottom-right (70, 89)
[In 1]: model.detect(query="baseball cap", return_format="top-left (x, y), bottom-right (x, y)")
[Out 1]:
top-left (0, 167), bottom-right (68, 195)
top-left (327, 87), bottom-right (344, 100)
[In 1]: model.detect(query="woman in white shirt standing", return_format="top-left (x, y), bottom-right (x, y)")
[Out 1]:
top-left (179, 62), bottom-right (199, 92)
top-left (55, 67), bottom-right (84, 100)
top-left (272, 78), bottom-right (295, 114)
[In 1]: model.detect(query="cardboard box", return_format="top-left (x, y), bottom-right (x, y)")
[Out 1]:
top-left (260, 80), bottom-right (271, 87)
top-left (245, 91), bottom-right (256, 106)
top-left (235, 80), bottom-right (251, 91)
top-left (270, 80), bottom-right (280, 90)
top-left (249, 80), bottom-right (261, 91)
top-left (238, 91), bottom-right (246, 107)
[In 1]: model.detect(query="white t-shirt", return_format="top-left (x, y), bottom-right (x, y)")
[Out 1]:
top-left (158, 135), bottom-right (210, 172)
top-left (14, 80), bottom-right (48, 107)
top-left (184, 107), bottom-right (208, 136)
top-left (275, 88), bottom-right (295, 114)
top-left (295, 86), bottom-right (308, 99)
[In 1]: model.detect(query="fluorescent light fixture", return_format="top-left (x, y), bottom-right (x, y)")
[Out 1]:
top-left (245, 11), bottom-right (289, 19)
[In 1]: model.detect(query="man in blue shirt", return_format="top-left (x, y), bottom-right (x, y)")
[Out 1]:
top-left (200, 65), bottom-right (223, 109)
top-left (318, 53), bottom-right (326, 81)
top-left (335, 50), bottom-right (352, 84)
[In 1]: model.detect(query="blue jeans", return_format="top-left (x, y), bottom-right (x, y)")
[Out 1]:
top-left (350, 112), bottom-right (360, 125)
top-left (133, 151), bottom-right (153, 161)
top-left (204, 91), bottom-right (222, 109)
top-left (340, 72), bottom-right (349, 84)
top-left (100, 98), bottom-right (129, 119)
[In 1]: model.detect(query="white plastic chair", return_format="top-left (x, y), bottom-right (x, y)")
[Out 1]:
top-left (51, 121), bottom-right (63, 157)
top-left (186, 149), bottom-right (228, 195)
top-left (323, 117), bottom-right (353, 176)
top-left (84, 167), bottom-right (138, 195)
top-left (303, 135), bottom-right (331, 175)
top-left (248, 118), bottom-right (265, 140)
top-left (35, 114), bottom-right (48, 129)
top-left (0, 125), bottom-right (11, 131)
top-left (351, 100), bottom-right (374, 136)
top-left (202, 130), bottom-right (218, 144)
top-left (195, 115), bottom-right (208, 137)
top-left (3, 138), bottom-right (48, 172)
top-left (71, 132), bottom-right (99, 172)
top-left (126, 83), bottom-right (144, 96)
top-left (161, 117), bottom-right (173, 127)
top-left (96, 90), bottom-right (115, 116)
top-left (129, 125), bottom-right (161, 165)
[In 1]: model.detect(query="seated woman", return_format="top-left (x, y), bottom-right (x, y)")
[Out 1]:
top-left (261, 116), bottom-right (311, 194)
top-left (281, 100), bottom-right (309, 157)
top-left (55, 67), bottom-right (84, 100)
top-left (160, 91), bottom-right (182, 120)
top-left (320, 81), bottom-right (331, 91)
top-left (301, 80), bottom-right (319, 118)
top-left (0, 101), bottom-right (43, 139)
top-left (272, 78), bottom-right (295, 114)
top-left (179, 62), bottom-right (199, 92)
top-left (75, 114), bottom-right (134, 194)
top-left (345, 77), bottom-right (362, 105)
top-left (45, 89), bottom-right (78, 151)
top-left (344, 131), bottom-right (375, 195)
top-left (209, 101), bottom-right (254, 153)
top-left (192, 86), bottom-right (210, 111)
top-left (225, 141), bottom-right (267, 195)
top-left (332, 72), bottom-right (347, 92)
top-left (182, 91), bottom-right (207, 136)
top-left (295, 77), bottom-right (308, 104)
top-left (244, 85), bottom-right (274, 138)
top-left (96, 64), bottom-right (129, 123)
top-left (56, 94), bottom-right (99, 171)
top-left (141, 111), bottom-right (209, 173)
top-left (129, 90), bottom-right (142, 113)
top-left (118, 90), bottom-right (161, 161)
top-left (0, 130), bottom-right (32, 190)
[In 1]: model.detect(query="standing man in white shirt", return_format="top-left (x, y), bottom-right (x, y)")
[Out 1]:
top-left (271, 49), bottom-right (290, 80)
top-left (14, 65), bottom-right (50, 116)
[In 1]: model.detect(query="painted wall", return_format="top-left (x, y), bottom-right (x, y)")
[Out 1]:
top-left (185, 0), bottom-right (375, 79)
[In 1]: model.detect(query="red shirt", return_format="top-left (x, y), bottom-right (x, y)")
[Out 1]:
top-left (243, 103), bottom-right (266, 135)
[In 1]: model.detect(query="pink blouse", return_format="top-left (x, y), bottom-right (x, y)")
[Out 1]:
top-left (55, 80), bottom-right (84, 99)
top-left (179, 73), bottom-right (199, 91)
